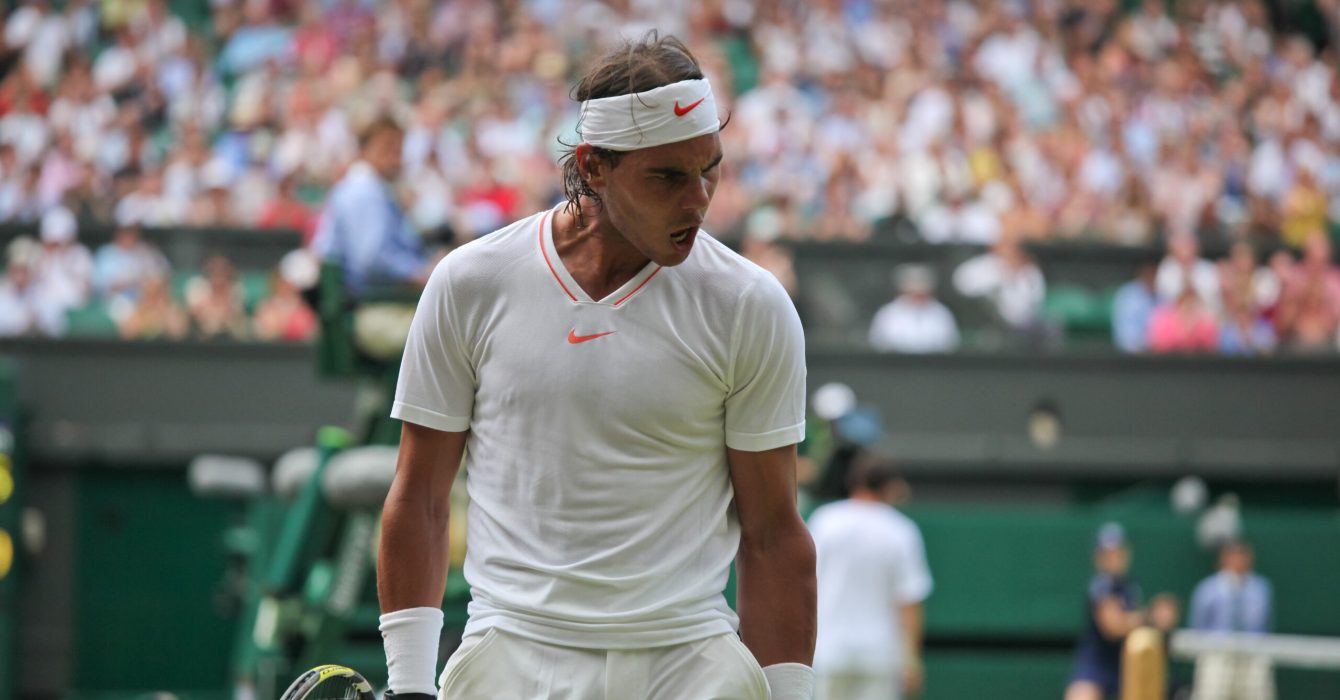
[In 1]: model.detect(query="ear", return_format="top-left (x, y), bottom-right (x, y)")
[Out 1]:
top-left (576, 143), bottom-right (608, 191)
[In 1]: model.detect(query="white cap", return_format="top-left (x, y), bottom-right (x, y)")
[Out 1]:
top-left (279, 248), bottom-right (319, 290)
top-left (40, 207), bottom-right (77, 244)
top-left (812, 382), bottom-right (856, 422)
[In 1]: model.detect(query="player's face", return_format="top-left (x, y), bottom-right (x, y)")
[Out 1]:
top-left (588, 133), bottom-right (723, 267)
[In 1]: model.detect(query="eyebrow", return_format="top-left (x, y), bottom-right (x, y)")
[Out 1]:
top-left (648, 152), bottom-right (724, 177)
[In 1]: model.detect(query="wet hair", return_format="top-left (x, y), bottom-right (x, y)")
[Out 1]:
top-left (558, 32), bottom-right (705, 217)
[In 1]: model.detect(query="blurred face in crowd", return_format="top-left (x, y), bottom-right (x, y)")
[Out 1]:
top-left (1229, 241), bottom-right (1255, 274)
top-left (1302, 231), bottom-right (1332, 270)
top-left (114, 226), bottom-right (141, 249)
top-left (363, 126), bottom-right (404, 181)
top-left (581, 132), bottom-right (722, 267)
top-left (1221, 542), bottom-right (1253, 576)
top-left (1169, 234), bottom-right (1198, 265)
top-left (7, 263), bottom-right (29, 290)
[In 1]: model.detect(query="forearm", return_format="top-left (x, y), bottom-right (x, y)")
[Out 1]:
top-left (736, 520), bottom-right (817, 667)
top-left (377, 486), bottom-right (451, 612)
top-left (900, 603), bottom-right (924, 666)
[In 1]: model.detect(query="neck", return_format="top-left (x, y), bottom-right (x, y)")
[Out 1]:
top-left (849, 490), bottom-right (881, 504)
top-left (553, 199), bottom-right (652, 299)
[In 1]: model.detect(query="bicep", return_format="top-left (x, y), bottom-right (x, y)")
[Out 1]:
top-left (727, 444), bottom-right (803, 543)
top-left (389, 421), bottom-right (468, 509)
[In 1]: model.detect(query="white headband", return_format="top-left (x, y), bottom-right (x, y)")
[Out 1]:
top-left (579, 78), bottom-right (719, 151)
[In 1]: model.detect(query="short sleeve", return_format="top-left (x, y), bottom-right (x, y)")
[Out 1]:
top-left (390, 255), bottom-right (475, 432)
top-left (724, 274), bottom-right (806, 451)
top-left (1088, 575), bottom-right (1116, 603)
top-left (892, 520), bottom-right (934, 604)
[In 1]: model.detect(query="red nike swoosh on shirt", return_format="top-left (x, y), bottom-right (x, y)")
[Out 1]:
top-left (673, 98), bottom-right (706, 117)
top-left (567, 329), bottom-right (616, 344)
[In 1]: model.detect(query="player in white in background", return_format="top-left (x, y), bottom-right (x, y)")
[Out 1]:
top-left (809, 462), bottom-right (933, 700)
top-left (377, 32), bottom-right (816, 700)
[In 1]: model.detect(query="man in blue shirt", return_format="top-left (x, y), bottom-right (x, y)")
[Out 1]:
top-left (1112, 261), bottom-right (1159, 353)
top-left (1189, 540), bottom-right (1275, 700)
top-left (1066, 523), bottom-right (1179, 700)
top-left (312, 117), bottom-right (431, 297)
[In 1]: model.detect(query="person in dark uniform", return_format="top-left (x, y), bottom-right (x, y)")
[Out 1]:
top-left (1065, 522), bottom-right (1179, 700)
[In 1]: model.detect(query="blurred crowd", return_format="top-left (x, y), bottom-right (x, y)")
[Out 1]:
top-left (866, 227), bottom-right (1340, 355)
top-left (1, 0), bottom-right (1339, 346)
top-left (0, 0), bottom-right (1338, 242)
top-left (0, 206), bottom-right (316, 340)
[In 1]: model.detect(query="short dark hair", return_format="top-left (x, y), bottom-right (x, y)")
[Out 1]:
top-left (558, 32), bottom-right (705, 216)
top-left (358, 115), bottom-right (404, 150)
top-left (848, 460), bottom-right (902, 494)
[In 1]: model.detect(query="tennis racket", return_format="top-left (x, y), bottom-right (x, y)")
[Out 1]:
top-left (280, 664), bottom-right (377, 700)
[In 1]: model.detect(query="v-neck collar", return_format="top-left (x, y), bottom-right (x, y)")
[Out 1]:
top-left (539, 208), bottom-right (662, 307)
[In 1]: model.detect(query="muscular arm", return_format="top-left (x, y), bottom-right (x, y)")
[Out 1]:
top-left (377, 421), bottom-right (468, 612)
top-left (728, 443), bottom-right (816, 667)
top-left (1094, 597), bottom-right (1146, 641)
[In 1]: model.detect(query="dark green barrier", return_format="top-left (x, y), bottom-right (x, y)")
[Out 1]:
top-left (0, 360), bottom-right (18, 700)
top-left (74, 471), bottom-right (233, 694)
top-left (908, 501), bottom-right (1340, 699)
top-left (908, 502), bottom-right (1340, 638)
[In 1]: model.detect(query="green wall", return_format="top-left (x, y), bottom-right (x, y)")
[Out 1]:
top-left (907, 501), bottom-right (1340, 699)
top-left (74, 471), bottom-right (234, 696)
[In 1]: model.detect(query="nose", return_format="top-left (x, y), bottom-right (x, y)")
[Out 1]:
top-left (685, 174), bottom-right (712, 210)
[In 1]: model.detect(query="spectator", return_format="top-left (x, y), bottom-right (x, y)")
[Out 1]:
top-left (30, 206), bottom-right (91, 335)
top-left (1113, 261), bottom-right (1160, 353)
top-left (1189, 540), bottom-right (1275, 700)
top-left (1065, 523), bottom-right (1179, 700)
top-left (0, 237), bottom-right (48, 336)
top-left (93, 222), bottom-right (169, 318)
top-left (1218, 242), bottom-right (1280, 320)
top-left (257, 173), bottom-right (317, 242)
top-left (1149, 287), bottom-right (1220, 354)
top-left (917, 185), bottom-right (1001, 245)
top-left (869, 265), bottom-right (960, 354)
top-left (952, 232), bottom-right (1047, 335)
top-left (1219, 293), bottom-right (1277, 356)
top-left (186, 254), bottom-right (248, 339)
top-left (1157, 233), bottom-right (1220, 310)
top-left (740, 205), bottom-right (798, 298)
top-left (1274, 231), bottom-right (1340, 352)
top-left (118, 273), bottom-right (188, 341)
top-left (186, 159), bottom-right (242, 226)
top-left (253, 268), bottom-right (317, 343)
top-left (1279, 168), bottom-right (1326, 249)
top-left (311, 116), bottom-right (429, 295)
top-left (810, 461), bottom-right (932, 700)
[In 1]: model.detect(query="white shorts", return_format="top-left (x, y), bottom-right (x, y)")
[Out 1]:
top-left (437, 628), bottom-right (771, 700)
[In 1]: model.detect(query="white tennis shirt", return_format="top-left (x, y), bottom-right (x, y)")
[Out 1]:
top-left (392, 209), bottom-right (806, 649)
top-left (809, 500), bottom-right (933, 674)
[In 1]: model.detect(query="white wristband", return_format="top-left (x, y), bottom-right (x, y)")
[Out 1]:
top-left (762, 662), bottom-right (815, 700)
top-left (379, 606), bottom-right (443, 695)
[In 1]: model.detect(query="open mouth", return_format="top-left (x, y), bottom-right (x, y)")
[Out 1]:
top-left (670, 228), bottom-right (693, 243)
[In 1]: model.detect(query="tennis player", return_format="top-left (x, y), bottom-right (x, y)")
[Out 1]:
top-left (378, 33), bottom-right (815, 700)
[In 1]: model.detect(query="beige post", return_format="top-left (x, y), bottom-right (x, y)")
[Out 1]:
top-left (1122, 626), bottom-right (1167, 700)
